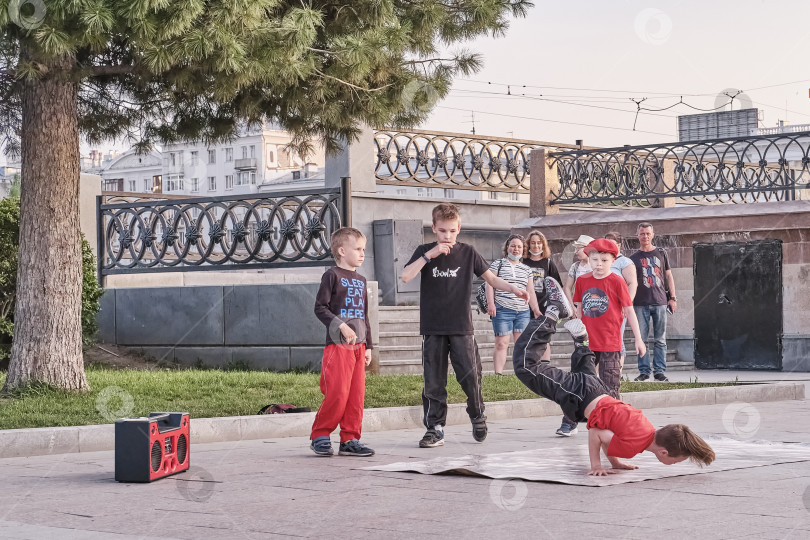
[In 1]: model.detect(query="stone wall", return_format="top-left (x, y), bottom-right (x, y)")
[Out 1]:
top-left (98, 282), bottom-right (380, 372)
top-left (513, 200), bottom-right (810, 371)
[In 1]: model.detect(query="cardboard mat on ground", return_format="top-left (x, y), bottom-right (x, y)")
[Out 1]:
top-left (363, 438), bottom-right (810, 487)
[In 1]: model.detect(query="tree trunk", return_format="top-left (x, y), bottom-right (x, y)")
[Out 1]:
top-left (2, 54), bottom-right (87, 392)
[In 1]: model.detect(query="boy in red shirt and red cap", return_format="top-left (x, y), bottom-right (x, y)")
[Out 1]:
top-left (573, 238), bottom-right (646, 396)
top-left (512, 278), bottom-right (715, 475)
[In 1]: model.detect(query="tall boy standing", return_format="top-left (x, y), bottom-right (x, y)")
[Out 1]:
top-left (401, 203), bottom-right (530, 448)
top-left (311, 228), bottom-right (375, 457)
top-left (573, 239), bottom-right (646, 396)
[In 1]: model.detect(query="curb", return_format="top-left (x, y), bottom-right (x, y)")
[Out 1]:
top-left (0, 382), bottom-right (803, 459)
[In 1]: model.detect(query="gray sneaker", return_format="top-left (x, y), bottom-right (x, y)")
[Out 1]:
top-left (310, 436), bottom-right (334, 456)
top-left (419, 428), bottom-right (445, 448)
top-left (555, 421), bottom-right (579, 437)
top-left (634, 373), bottom-right (650, 382)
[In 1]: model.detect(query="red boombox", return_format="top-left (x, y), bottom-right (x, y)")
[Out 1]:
top-left (115, 412), bottom-right (190, 483)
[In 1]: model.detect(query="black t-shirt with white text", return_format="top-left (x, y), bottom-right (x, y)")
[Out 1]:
top-left (406, 242), bottom-right (489, 335)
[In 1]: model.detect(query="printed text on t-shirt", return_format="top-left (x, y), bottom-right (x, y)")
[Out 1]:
top-left (340, 277), bottom-right (366, 319)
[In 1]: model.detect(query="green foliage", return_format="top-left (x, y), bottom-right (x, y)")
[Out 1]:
top-left (80, 234), bottom-right (104, 347)
top-left (0, 197), bottom-right (103, 354)
top-left (0, 368), bottom-right (735, 430)
top-left (0, 0), bottom-right (533, 157)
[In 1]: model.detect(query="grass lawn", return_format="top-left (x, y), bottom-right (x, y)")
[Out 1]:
top-left (0, 367), bottom-right (733, 430)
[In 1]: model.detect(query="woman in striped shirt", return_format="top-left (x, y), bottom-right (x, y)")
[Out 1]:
top-left (485, 234), bottom-right (541, 374)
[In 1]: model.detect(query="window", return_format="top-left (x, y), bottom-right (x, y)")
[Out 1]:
top-left (143, 179), bottom-right (150, 192)
top-left (191, 178), bottom-right (199, 192)
top-left (396, 188), bottom-right (406, 196)
top-left (444, 188), bottom-right (455, 198)
top-left (416, 188), bottom-right (425, 197)
top-left (509, 192), bottom-right (519, 201)
top-left (250, 171), bottom-right (256, 184)
top-left (425, 188), bottom-right (435, 197)
top-left (292, 171), bottom-right (301, 180)
top-left (225, 174), bottom-right (234, 189)
top-left (208, 176), bottom-right (216, 190)
top-left (208, 149), bottom-right (216, 164)
top-left (225, 148), bottom-right (233, 162)
top-left (166, 175), bottom-right (182, 191)
top-left (190, 151), bottom-right (198, 166)
top-left (128, 180), bottom-right (136, 191)
top-left (170, 153), bottom-right (176, 167)
top-left (249, 145), bottom-right (255, 158)
top-left (241, 146), bottom-right (247, 159)
top-left (488, 191), bottom-right (498, 200)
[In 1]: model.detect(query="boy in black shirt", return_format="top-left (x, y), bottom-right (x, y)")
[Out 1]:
top-left (311, 227), bottom-right (374, 457)
top-left (402, 203), bottom-right (530, 447)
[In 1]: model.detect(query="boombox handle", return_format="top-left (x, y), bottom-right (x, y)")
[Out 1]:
top-left (149, 412), bottom-right (187, 434)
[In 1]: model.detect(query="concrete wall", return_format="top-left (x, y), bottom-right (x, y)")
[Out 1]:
top-left (98, 282), bottom-right (380, 372)
top-left (513, 200), bottom-right (810, 371)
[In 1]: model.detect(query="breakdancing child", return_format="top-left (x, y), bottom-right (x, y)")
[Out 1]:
top-left (310, 227), bottom-right (375, 457)
top-left (512, 277), bottom-right (715, 476)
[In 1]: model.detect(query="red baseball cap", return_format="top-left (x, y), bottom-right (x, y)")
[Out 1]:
top-left (584, 238), bottom-right (619, 258)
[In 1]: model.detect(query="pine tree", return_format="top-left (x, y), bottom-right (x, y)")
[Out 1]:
top-left (0, 0), bottom-right (531, 391)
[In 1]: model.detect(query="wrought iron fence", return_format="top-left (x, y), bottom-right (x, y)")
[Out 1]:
top-left (97, 180), bottom-right (348, 281)
top-left (374, 129), bottom-right (578, 193)
top-left (549, 131), bottom-right (810, 205)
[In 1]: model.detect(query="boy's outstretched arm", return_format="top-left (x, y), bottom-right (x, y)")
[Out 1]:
top-left (588, 428), bottom-right (619, 476)
top-left (623, 305), bottom-right (646, 358)
top-left (481, 270), bottom-right (530, 301)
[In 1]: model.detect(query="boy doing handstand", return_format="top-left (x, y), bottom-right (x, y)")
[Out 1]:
top-left (513, 278), bottom-right (715, 475)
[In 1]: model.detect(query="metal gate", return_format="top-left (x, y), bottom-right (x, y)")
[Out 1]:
top-left (693, 240), bottom-right (782, 370)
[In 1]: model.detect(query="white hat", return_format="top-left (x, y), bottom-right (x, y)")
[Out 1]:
top-left (573, 234), bottom-right (595, 248)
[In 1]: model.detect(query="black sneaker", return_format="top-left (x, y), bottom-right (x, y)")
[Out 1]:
top-left (338, 439), bottom-right (375, 457)
top-left (472, 415), bottom-right (488, 442)
top-left (564, 319), bottom-right (588, 346)
top-left (310, 436), bottom-right (334, 456)
top-left (544, 277), bottom-right (573, 320)
top-left (654, 373), bottom-right (669, 382)
top-left (634, 374), bottom-right (650, 382)
top-left (419, 428), bottom-right (445, 448)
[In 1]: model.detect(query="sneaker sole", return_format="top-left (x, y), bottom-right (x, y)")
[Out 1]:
top-left (419, 440), bottom-right (445, 448)
top-left (555, 430), bottom-right (578, 437)
top-left (544, 277), bottom-right (573, 319)
top-left (310, 448), bottom-right (334, 456)
top-left (338, 451), bottom-right (375, 457)
top-left (473, 433), bottom-right (487, 442)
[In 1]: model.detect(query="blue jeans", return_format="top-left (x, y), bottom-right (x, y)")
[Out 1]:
top-left (491, 305), bottom-right (530, 336)
top-left (634, 305), bottom-right (667, 375)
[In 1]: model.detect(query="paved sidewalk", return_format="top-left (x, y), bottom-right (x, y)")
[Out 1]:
top-left (1, 398), bottom-right (809, 539)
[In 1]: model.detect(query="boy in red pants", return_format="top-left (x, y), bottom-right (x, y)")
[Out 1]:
top-left (310, 227), bottom-right (374, 457)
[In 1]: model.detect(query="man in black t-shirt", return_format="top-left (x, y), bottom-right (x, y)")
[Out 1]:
top-left (402, 203), bottom-right (530, 448)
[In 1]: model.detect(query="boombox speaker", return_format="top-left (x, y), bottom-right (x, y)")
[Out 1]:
top-left (115, 412), bottom-right (190, 483)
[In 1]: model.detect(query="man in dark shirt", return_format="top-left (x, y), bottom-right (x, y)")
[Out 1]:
top-left (402, 203), bottom-right (530, 448)
top-left (630, 222), bottom-right (677, 382)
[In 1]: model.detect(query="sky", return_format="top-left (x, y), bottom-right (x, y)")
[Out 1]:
top-left (419, 0), bottom-right (810, 148)
top-left (4, 0), bottom-right (810, 165)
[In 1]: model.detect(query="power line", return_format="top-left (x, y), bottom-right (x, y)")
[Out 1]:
top-left (436, 105), bottom-right (673, 137)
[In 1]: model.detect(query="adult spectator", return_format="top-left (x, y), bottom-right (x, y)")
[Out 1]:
top-left (604, 232), bottom-right (638, 366)
top-left (485, 234), bottom-right (540, 374)
top-left (630, 223), bottom-right (676, 382)
top-left (523, 230), bottom-right (562, 362)
top-left (563, 234), bottom-right (594, 317)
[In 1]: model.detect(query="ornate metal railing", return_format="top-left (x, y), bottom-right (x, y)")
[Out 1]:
top-left (374, 129), bottom-right (578, 193)
top-left (549, 131), bottom-right (810, 205)
top-left (97, 180), bottom-right (348, 281)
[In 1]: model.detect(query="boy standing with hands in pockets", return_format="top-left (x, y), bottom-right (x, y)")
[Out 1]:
top-left (310, 227), bottom-right (375, 457)
top-left (401, 203), bottom-right (530, 448)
